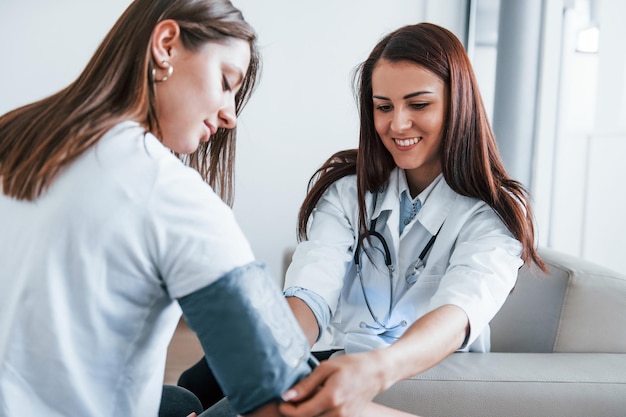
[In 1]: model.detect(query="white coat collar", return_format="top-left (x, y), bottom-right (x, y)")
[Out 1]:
top-left (371, 169), bottom-right (458, 236)
top-left (416, 177), bottom-right (458, 235)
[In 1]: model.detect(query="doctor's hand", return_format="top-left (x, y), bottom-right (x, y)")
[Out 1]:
top-left (279, 350), bottom-right (390, 417)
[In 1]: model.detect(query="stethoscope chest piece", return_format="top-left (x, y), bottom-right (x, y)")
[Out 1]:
top-left (405, 259), bottom-right (425, 284)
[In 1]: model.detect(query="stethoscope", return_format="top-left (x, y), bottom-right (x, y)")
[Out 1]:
top-left (353, 193), bottom-right (440, 331)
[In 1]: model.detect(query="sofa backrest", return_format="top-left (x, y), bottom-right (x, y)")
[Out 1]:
top-left (490, 247), bottom-right (626, 353)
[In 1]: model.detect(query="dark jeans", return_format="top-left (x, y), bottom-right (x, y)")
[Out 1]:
top-left (159, 385), bottom-right (235, 417)
top-left (177, 358), bottom-right (225, 410)
top-left (178, 350), bottom-right (338, 411)
top-left (159, 385), bottom-right (203, 417)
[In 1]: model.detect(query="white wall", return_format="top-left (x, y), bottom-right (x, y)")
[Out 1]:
top-left (0, 1), bottom-right (132, 112)
top-left (4, 1), bottom-right (468, 283)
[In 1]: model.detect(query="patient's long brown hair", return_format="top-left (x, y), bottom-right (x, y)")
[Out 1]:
top-left (0, 0), bottom-right (260, 206)
top-left (297, 23), bottom-right (545, 270)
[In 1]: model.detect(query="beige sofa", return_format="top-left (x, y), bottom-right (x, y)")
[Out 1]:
top-left (373, 247), bottom-right (626, 417)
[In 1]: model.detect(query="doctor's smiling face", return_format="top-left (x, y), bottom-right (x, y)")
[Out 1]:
top-left (372, 59), bottom-right (447, 196)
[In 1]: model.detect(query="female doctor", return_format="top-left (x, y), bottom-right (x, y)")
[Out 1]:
top-left (279, 22), bottom-right (547, 417)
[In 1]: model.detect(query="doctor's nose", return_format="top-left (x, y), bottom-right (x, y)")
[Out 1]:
top-left (390, 109), bottom-right (412, 132)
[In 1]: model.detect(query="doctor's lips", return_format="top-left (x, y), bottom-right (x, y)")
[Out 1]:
top-left (394, 137), bottom-right (423, 147)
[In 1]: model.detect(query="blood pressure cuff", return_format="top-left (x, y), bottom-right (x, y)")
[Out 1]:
top-left (178, 261), bottom-right (312, 415)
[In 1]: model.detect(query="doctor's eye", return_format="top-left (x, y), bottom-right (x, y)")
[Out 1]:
top-left (410, 103), bottom-right (428, 110)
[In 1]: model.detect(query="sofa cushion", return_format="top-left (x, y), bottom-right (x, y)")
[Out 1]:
top-left (490, 248), bottom-right (570, 352)
top-left (373, 352), bottom-right (626, 417)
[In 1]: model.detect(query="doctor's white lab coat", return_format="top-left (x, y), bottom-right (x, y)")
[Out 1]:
top-left (285, 169), bottom-right (523, 353)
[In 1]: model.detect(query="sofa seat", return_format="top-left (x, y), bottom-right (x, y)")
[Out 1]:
top-left (374, 352), bottom-right (626, 417)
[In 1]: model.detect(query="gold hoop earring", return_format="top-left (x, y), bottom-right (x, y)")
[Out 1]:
top-left (152, 60), bottom-right (173, 83)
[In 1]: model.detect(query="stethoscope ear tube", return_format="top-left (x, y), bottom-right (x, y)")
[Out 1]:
top-left (354, 230), bottom-right (392, 267)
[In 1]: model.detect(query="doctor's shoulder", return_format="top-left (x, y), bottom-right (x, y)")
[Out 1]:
top-left (320, 173), bottom-right (359, 208)
top-left (439, 183), bottom-right (507, 227)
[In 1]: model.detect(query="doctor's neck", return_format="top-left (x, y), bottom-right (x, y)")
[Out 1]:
top-left (405, 166), bottom-right (442, 198)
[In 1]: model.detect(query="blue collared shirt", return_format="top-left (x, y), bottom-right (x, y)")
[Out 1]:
top-left (399, 190), bottom-right (422, 235)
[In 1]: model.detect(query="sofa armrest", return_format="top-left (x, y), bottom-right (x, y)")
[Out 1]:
top-left (549, 252), bottom-right (626, 352)
top-left (373, 352), bottom-right (626, 417)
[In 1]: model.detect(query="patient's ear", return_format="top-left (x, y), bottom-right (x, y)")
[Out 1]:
top-left (150, 19), bottom-right (181, 68)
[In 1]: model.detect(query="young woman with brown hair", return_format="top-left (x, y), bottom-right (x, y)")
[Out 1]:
top-left (278, 22), bottom-right (546, 417)
top-left (0, 1), bottom-right (314, 416)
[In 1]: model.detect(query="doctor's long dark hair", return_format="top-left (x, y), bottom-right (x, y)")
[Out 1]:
top-left (0, 0), bottom-right (260, 206)
top-left (297, 22), bottom-right (545, 270)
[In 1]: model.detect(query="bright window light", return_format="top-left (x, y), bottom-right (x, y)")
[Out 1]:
top-left (577, 26), bottom-right (600, 53)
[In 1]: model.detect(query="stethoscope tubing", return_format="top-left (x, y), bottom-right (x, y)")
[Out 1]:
top-left (352, 192), bottom-right (442, 330)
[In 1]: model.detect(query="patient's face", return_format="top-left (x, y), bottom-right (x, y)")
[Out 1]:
top-left (154, 38), bottom-right (250, 154)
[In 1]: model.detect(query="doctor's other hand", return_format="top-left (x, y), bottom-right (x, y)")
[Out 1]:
top-left (279, 350), bottom-right (390, 417)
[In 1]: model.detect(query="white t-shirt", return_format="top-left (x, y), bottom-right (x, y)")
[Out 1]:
top-left (0, 121), bottom-right (254, 416)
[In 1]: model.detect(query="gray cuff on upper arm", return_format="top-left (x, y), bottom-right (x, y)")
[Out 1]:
top-left (179, 261), bottom-right (312, 415)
